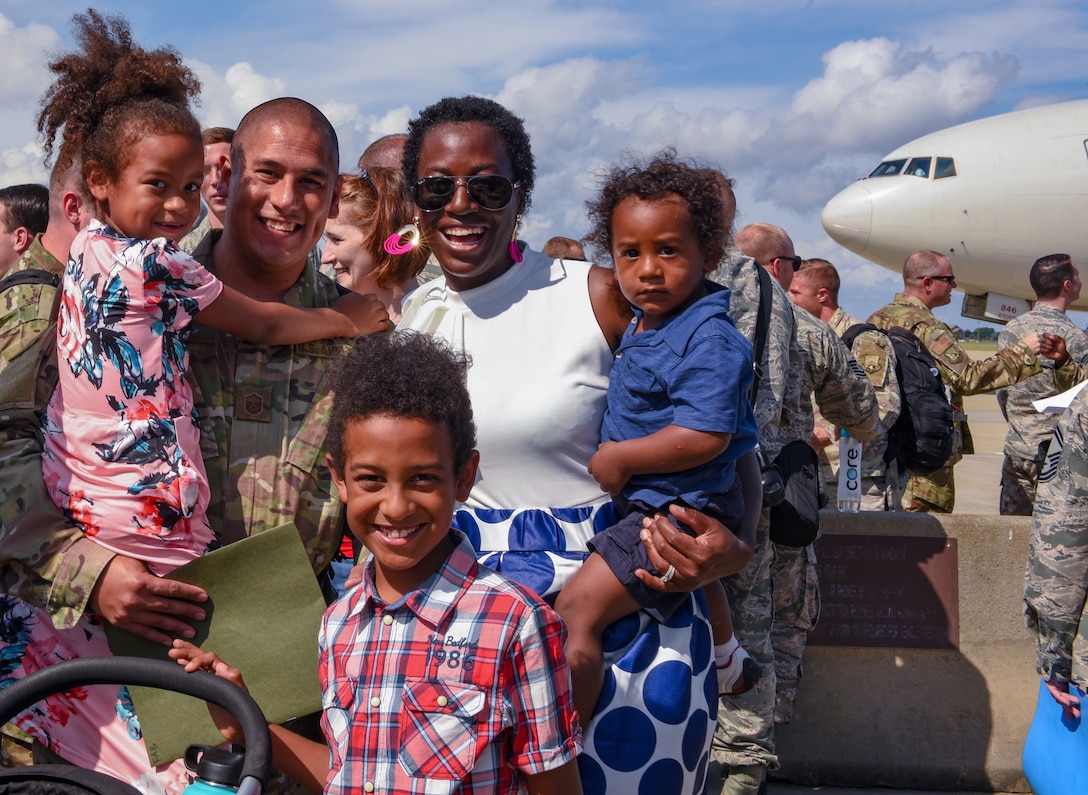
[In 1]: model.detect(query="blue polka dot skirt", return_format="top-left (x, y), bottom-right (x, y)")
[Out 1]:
top-left (453, 504), bottom-right (718, 795)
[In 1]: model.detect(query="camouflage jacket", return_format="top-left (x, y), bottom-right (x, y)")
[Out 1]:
top-left (0, 234), bottom-right (106, 627)
top-left (815, 307), bottom-right (901, 486)
top-left (0, 236), bottom-right (63, 389)
top-left (0, 229), bottom-right (352, 628)
top-left (997, 304), bottom-right (1088, 460)
top-left (710, 253), bottom-right (794, 458)
top-left (1025, 384), bottom-right (1088, 685)
top-left (789, 306), bottom-right (879, 448)
top-left (868, 292), bottom-right (1055, 406)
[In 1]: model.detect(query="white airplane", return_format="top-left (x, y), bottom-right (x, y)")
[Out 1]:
top-left (821, 99), bottom-right (1088, 322)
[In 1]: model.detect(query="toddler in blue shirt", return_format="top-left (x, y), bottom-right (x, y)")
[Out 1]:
top-left (555, 152), bottom-right (761, 722)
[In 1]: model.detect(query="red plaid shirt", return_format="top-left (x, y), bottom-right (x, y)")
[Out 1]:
top-left (319, 533), bottom-right (582, 795)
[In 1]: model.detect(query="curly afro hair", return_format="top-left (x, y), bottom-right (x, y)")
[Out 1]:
top-left (37, 9), bottom-right (201, 183)
top-left (584, 149), bottom-right (733, 270)
top-left (402, 95), bottom-right (535, 211)
top-left (326, 332), bottom-right (477, 474)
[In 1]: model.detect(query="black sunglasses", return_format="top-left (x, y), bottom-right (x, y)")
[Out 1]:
top-left (413, 175), bottom-right (519, 212)
top-left (358, 169), bottom-right (377, 196)
top-left (773, 255), bottom-right (803, 271)
top-left (928, 274), bottom-right (956, 283)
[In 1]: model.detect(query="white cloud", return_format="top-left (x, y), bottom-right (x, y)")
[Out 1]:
top-left (0, 142), bottom-right (47, 186)
top-left (0, 13), bottom-right (59, 105)
top-left (789, 38), bottom-right (1019, 154)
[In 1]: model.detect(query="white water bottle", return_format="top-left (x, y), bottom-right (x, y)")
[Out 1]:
top-left (838, 429), bottom-right (862, 513)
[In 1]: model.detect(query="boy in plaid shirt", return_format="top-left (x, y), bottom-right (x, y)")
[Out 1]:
top-left (174, 332), bottom-right (583, 795)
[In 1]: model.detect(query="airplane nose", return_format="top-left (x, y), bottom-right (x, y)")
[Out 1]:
top-left (822, 182), bottom-right (873, 255)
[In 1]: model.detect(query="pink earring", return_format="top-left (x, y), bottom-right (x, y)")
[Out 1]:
top-left (384, 222), bottom-right (421, 256)
top-left (509, 215), bottom-right (524, 263)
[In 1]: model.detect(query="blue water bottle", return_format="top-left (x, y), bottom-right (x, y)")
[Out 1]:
top-left (184, 744), bottom-right (244, 793)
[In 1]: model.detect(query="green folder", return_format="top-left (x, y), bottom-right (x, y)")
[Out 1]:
top-left (104, 522), bottom-right (326, 765)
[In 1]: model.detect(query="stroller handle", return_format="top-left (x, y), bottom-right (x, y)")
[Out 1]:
top-left (0, 656), bottom-right (271, 790)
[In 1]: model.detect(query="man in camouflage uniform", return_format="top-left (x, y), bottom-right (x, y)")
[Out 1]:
top-left (998, 254), bottom-right (1088, 515)
top-left (707, 219), bottom-right (877, 792)
top-left (0, 157), bottom-right (87, 768)
top-left (0, 99), bottom-right (386, 785)
top-left (789, 258), bottom-right (903, 509)
top-left (868, 249), bottom-right (1071, 513)
top-left (704, 189), bottom-right (793, 795)
top-left (0, 184), bottom-right (48, 279)
top-left (1025, 383), bottom-right (1088, 720)
top-left (736, 224), bottom-right (878, 728)
top-left (0, 159), bottom-right (86, 381)
top-left (708, 246), bottom-right (790, 795)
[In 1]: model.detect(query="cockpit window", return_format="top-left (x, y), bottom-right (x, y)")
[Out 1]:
top-left (934, 157), bottom-right (957, 179)
top-left (868, 159), bottom-right (907, 177)
top-left (906, 157), bottom-right (932, 178)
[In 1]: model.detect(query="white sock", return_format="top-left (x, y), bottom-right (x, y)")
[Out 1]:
top-left (715, 636), bottom-right (748, 693)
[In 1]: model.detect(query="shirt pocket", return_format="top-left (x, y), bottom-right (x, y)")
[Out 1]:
top-left (398, 679), bottom-right (489, 780)
top-left (613, 358), bottom-right (662, 415)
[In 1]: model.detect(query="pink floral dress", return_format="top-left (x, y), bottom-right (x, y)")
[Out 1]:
top-left (1, 220), bottom-right (223, 793)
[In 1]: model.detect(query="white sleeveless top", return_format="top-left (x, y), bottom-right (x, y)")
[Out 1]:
top-left (399, 250), bottom-right (612, 513)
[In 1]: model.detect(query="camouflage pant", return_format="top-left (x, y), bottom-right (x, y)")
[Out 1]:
top-left (770, 541), bottom-right (820, 724)
top-left (0, 724), bottom-right (32, 768)
top-left (1000, 454), bottom-right (1041, 516)
top-left (905, 461), bottom-right (955, 513)
top-left (711, 507), bottom-right (778, 792)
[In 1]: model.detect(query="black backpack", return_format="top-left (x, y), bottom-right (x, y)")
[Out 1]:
top-left (842, 323), bottom-right (955, 475)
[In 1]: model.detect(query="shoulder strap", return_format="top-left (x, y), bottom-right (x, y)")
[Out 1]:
top-left (886, 325), bottom-right (940, 369)
top-left (0, 269), bottom-right (60, 292)
top-left (749, 264), bottom-right (773, 404)
top-left (841, 321), bottom-right (880, 349)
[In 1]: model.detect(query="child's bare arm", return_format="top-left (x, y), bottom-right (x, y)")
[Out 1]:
top-left (196, 283), bottom-right (390, 343)
top-left (266, 727), bottom-right (329, 794)
top-left (525, 760), bottom-right (584, 795)
top-left (169, 640), bottom-right (247, 744)
top-left (170, 640), bottom-right (329, 791)
top-left (734, 449), bottom-right (761, 550)
top-left (588, 426), bottom-right (731, 496)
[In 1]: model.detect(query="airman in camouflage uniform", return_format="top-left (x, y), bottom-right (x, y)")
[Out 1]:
top-left (0, 160), bottom-right (86, 769)
top-left (709, 220), bottom-right (878, 791)
top-left (0, 237), bottom-right (62, 386)
top-left (868, 250), bottom-right (1071, 513)
top-left (997, 254), bottom-right (1088, 515)
top-left (708, 248), bottom-right (792, 795)
top-left (0, 184), bottom-right (48, 279)
top-left (0, 236), bottom-right (65, 770)
top-left (1024, 383), bottom-right (1088, 716)
top-left (0, 102), bottom-right (368, 629)
top-left (771, 305), bottom-right (878, 724)
top-left (789, 259), bottom-right (903, 509)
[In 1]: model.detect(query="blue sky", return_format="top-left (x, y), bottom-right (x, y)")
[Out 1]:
top-left (2, 0), bottom-right (1087, 327)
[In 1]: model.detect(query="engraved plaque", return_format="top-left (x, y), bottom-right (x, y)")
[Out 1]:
top-left (808, 533), bottom-right (959, 650)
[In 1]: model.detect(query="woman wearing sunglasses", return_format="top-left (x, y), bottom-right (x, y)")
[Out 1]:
top-left (321, 167), bottom-right (427, 323)
top-left (398, 96), bottom-right (754, 795)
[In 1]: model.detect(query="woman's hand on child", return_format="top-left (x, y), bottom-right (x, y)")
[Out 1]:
top-left (634, 505), bottom-right (754, 592)
top-left (588, 442), bottom-right (629, 496)
top-left (333, 292), bottom-right (392, 336)
top-left (91, 554), bottom-right (208, 646)
top-left (169, 640), bottom-right (248, 744)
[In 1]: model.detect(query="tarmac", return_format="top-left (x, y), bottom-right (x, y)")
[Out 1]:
top-left (716, 371), bottom-right (1021, 795)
